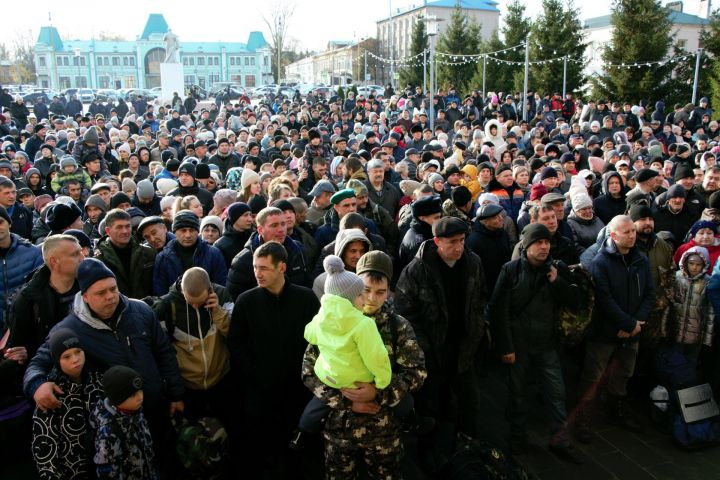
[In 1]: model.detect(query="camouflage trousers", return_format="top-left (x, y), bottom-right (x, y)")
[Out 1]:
top-left (324, 434), bottom-right (403, 480)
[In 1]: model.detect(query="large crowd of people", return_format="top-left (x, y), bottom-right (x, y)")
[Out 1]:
top-left (1, 82), bottom-right (719, 478)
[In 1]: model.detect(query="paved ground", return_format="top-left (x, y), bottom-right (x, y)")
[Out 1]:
top-left (474, 355), bottom-right (720, 480)
top-left (3, 355), bottom-right (719, 480)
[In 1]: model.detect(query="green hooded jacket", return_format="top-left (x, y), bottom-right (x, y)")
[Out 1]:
top-left (304, 293), bottom-right (391, 390)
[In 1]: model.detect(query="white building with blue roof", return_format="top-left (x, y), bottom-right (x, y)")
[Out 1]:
top-left (33, 13), bottom-right (272, 91)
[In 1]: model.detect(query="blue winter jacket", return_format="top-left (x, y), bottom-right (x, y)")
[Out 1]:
top-left (587, 239), bottom-right (656, 343)
top-left (0, 233), bottom-right (43, 328)
top-left (23, 294), bottom-right (184, 403)
top-left (153, 238), bottom-right (228, 295)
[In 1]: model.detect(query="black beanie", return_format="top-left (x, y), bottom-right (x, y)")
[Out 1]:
top-left (709, 190), bottom-right (720, 210)
top-left (412, 196), bottom-right (442, 219)
top-left (227, 202), bottom-right (251, 225)
top-left (674, 163), bottom-right (694, 181)
top-left (77, 258), bottom-right (116, 293)
top-left (172, 210), bottom-right (201, 232)
top-left (49, 327), bottom-right (82, 364)
top-left (110, 192), bottom-right (132, 209)
top-left (195, 163), bottom-right (211, 180)
top-left (166, 158), bottom-right (181, 172)
top-left (45, 203), bottom-right (82, 232)
top-left (495, 163), bottom-right (512, 176)
top-left (451, 186), bottom-right (472, 206)
top-left (178, 162), bottom-right (196, 178)
top-left (521, 223), bottom-right (552, 249)
top-left (628, 204), bottom-right (653, 222)
top-left (102, 365), bottom-right (143, 406)
top-left (0, 206), bottom-right (11, 225)
top-left (161, 150), bottom-right (175, 163)
top-left (248, 195), bottom-right (266, 214)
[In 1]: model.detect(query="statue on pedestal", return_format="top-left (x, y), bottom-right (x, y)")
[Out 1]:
top-left (163, 29), bottom-right (179, 63)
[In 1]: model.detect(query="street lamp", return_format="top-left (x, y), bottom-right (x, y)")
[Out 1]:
top-left (74, 48), bottom-right (81, 89)
top-left (426, 15), bottom-right (439, 131)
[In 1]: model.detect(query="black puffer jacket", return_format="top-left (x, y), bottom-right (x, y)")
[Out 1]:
top-left (593, 171), bottom-right (627, 225)
top-left (395, 240), bottom-right (487, 373)
top-left (214, 217), bottom-right (253, 267)
top-left (488, 253), bottom-right (575, 354)
top-left (226, 233), bottom-right (311, 299)
top-left (398, 218), bottom-right (433, 274)
top-left (466, 220), bottom-right (512, 293)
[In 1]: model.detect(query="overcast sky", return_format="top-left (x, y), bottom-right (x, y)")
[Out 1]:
top-left (2, 0), bottom-right (710, 53)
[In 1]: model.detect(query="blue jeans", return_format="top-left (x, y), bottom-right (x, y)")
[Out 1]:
top-left (507, 350), bottom-right (567, 436)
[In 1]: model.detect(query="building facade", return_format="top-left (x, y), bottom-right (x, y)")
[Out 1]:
top-left (375, 0), bottom-right (500, 85)
top-left (284, 39), bottom-right (379, 86)
top-left (583, 7), bottom-right (708, 76)
top-left (33, 14), bottom-right (273, 92)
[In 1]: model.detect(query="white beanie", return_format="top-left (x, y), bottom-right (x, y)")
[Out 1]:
top-left (156, 178), bottom-right (178, 196)
top-left (571, 192), bottom-right (593, 211)
top-left (160, 195), bottom-right (177, 211)
top-left (200, 215), bottom-right (224, 234)
top-left (241, 169), bottom-right (261, 190)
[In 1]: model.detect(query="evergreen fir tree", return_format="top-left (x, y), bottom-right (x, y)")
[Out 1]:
top-left (399, 16), bottom-right (428, 89)
top-left (702, 11), bottom-right (720, 110)
top-left (528, 0), bottom-right (586, 96)
top-left (437, 5), bottom-right (482, 93)
top-left (503, 0), bottom-right (533, 93)
top-left (473, 31), bottom-right (509, 95)
top-left (590, 0), bottom-right (673, 103)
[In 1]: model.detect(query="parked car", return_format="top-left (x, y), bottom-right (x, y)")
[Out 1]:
top-left (252, 85), bottom-right (278, 99)
top-left (310, 86), bottom-right (334, 97)
top-left (209, 85), bottom-right (246, 100)
top-left (23, 91), bottom-right (50, 106)
top-left (356, 85), bottom-right (385, 97)
top-left (123, 88), bottom-right (158, 101)
top-left (95, 89), bottom-right (121, 103)
top-left (76, 89), bottom-right (95, 103)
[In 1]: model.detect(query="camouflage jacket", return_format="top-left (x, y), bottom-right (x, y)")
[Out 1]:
top-left (442, 198), bottom-right (473, 228)
top-left (90, 398), bottom-right (158, 480)
top-left (301, 301), bottom-right (426, 445)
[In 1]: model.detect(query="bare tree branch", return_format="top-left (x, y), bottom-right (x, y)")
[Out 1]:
top-left (261, 0), bottom-right (296, 83)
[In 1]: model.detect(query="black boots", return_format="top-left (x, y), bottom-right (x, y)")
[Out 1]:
top-left (607, 395), bottom-right (644, 433)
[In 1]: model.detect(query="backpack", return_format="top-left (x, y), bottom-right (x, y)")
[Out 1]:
top-left (173, 416), bottom-right (228, 476)
top-left (655, 347), bottom-right (720, 450)
top-left (556, 264), bottom-right (594, 347)
top-left (444, 433), bottom-right (530, 480)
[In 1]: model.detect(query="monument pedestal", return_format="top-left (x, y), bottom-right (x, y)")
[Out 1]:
top-left (160, 63), bottom-right (184, 103)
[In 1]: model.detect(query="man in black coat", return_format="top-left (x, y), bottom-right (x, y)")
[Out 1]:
top-left (166, 161), bottom-right (214, 215)
top-left (226, 207), bottom-right (311, 299)
top-left (576, 215), bottom-right (655, 442)
top-left (467, 203), bottom-right (512, 293)
top-left (398, 195), bottom-right (441, 273)
top-left (227, 241), bottom-right (319, 477)
top-left (8, 235), bottom-right (83, 361)
top-left (488, 224), bottom-right (582, 462)
top-left (653, 184), bottom-right (695, 243)
top-left (395, 217), bottom-right (487, 440)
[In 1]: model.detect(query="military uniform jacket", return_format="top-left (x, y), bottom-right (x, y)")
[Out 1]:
top-left (302, 302), bottom-right (426, 445)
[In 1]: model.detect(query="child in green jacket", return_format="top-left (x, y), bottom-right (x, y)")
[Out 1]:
top-left (296, 255), bottom-right (397, 437)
